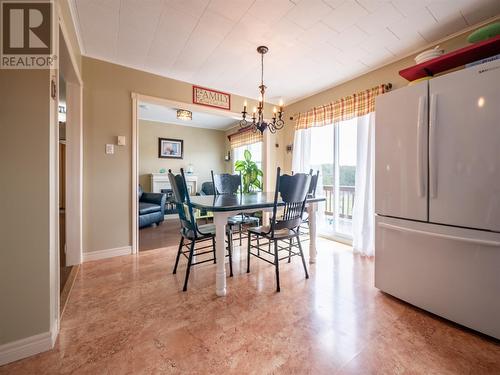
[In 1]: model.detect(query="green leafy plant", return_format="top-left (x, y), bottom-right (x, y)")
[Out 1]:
top-left (234, 150), bottom-right (263, 193)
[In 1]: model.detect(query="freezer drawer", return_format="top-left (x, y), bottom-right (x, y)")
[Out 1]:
top-left (375, 216), bottom-right (500, 339)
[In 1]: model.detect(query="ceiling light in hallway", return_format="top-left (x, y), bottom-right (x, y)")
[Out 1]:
top-left (176, 109), bottom-right (192, 121)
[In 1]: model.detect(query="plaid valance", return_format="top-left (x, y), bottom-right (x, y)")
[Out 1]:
top-left (228, 127), bottom-right (263, 148)
top-left (295, 84), bottom-right (391, 130)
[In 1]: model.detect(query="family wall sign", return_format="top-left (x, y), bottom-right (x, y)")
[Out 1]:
top-left (193, 86), bottom-right (231, 110)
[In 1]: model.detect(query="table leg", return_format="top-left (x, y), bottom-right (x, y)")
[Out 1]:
top-left (307, 202), bottom-right (318, 264)
top-left (214, 211), bottom-right (230, 297)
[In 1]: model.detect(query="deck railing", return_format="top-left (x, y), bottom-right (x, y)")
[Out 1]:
top-left (322, 185), bottom-right (355, 219)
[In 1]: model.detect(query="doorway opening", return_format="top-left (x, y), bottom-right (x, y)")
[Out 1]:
top-left (131, 95), bottom-right (242, 253)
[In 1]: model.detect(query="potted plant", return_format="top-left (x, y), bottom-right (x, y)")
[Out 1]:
top-left (234, 150), bottom-right (263, 193)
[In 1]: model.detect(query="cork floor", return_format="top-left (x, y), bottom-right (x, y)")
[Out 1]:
top-left (1, 238), bottom-right (499, 374)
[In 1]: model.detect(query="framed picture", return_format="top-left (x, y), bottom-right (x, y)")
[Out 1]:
top-left (158, 138), bottom-right (183, 159)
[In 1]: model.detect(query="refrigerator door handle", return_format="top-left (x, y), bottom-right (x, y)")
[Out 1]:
top-left (429, 93), bottom-right (438, 198)
top-left (417, 95), bottom-right (427, 198)
top-left (378, 222), bottom-right (500, 247)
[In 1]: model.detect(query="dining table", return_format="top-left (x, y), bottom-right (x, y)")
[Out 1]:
top-left (189, 192), bottom-right (325, 296)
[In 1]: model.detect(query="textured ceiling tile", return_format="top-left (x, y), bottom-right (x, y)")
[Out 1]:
top-left (263, 18), bottom-right (305, 47)
top-left (328, 25), bottom-right (368, 51)
top-left (77, 1), bottom-right (119, 60)
top-left (384, 32), bottom-right (427, 56)
top-left (230, 17), bottom-right (273, 45)
top-left (358, 48), bottom-right (394, 67)
top-left (207, 0), bottom-right (254, 21)
top-left (391, 0), bottom-right (427, 17)
top-left (298, 22), bottom-right (339, 45)
top-left (356, 3), bottom-right (404, 34)
top-left (73, 0), bottom-right (498, 103)
top-left (196, 9), bottom-right (235, 38)
top-left (356, 0), bottom-right (392, 13)
top-left (359, 28), bottom-right (400, 54)
top-left (165, 0), bottom-right (210, 19)
top-left (419, 12), bottom-right (468, 42)
top-left (460, 0), bottom-right (500, 25)
top-left (388, 8), bottom-right (437, 40)
top-left (322, 1), bottom-right (369, 32)
top-left (322, 0), bottom-right (345, 9)
top-left (170, 30), bottom-right (222, 79)
top-left (246, 0), bottom-right (295, 25)
top-left (285, 0), bottom-right (333, 29)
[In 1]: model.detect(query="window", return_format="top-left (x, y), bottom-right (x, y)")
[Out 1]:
top-left (308, 119), bottom-right (357, 240)
top-left (232, 141), bottom-right (263, 189)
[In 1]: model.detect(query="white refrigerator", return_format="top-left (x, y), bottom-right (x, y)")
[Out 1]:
top-left (375, 60), bottom-right (500, 339)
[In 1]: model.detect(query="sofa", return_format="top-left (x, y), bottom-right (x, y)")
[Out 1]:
top-left (138, 185), bottom-right (166, 228)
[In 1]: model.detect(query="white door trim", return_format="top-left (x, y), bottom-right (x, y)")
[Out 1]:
top-left (132, 93), bottom-right (139, 254)
top-left (65, 82), bottom-right (83, 265)
top-left (58, 5), bottom-right (83, 265)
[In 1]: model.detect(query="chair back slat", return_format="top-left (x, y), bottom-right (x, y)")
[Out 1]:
top-left (270, 167), bottom-right (311, 234)
top-left (278, 174), bottom-right (311, 203)
top-left (212, 172), bottom-right (241, 195)
top-left (308, 170), bottom-right (320, 197)
top-left (168, 169), bottom-right (197, 235)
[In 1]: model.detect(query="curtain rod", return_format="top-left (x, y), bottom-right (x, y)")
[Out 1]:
top-left (227, 125), bottom-right (253, 140)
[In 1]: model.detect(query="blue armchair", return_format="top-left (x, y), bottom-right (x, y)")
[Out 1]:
top-left (138, 185), bottom-right (166, 228)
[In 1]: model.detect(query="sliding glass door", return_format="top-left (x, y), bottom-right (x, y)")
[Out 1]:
top-left (310, 119), bottom-right (357, 242)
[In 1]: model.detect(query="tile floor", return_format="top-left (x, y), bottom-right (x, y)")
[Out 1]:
top-left (1, 239), bottom-right (499, 374)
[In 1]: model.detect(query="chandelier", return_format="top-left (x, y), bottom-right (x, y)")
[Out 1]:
top-left (239, 46), bottom-right (284, 134)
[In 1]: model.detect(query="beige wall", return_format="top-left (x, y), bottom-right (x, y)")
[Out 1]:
top-left (139, 120), bottom-right (227, 191)
top-left (279, 19), bottom-right (499, 172)
top-left (0, 70), bottom-right (52, 345)
top-left (82, 57), bottom-right (270, 254)
top-left (0, 0), bottom-right (80, 351)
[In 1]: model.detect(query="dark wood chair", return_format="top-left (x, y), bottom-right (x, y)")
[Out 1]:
top-left (168, 169), bottom-right (233, 291)
top-left (211, 171), bottom-right (260, 246)
top-left (246, 167), bottom-right (311, 292)
top-left (300, 169), bottom-right (320, 241)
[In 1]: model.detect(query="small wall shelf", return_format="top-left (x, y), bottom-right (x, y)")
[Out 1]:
top-left (399, 35), bottom-right (500, 82)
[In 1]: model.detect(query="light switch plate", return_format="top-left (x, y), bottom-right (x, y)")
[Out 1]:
top-left (106, 144), bottom-right (114, 154)
top-left (117, 136), bottom-right (126, 146)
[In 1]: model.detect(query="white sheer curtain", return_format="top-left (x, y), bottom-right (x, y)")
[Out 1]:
top-left (292, 126), bottom-right (334, 174)
top-left (352, 113), bottom-right (375, 256)
top-left (292, 115), bottom-right (375, 256)
top-left (292, 128), bottom-right (312, 173)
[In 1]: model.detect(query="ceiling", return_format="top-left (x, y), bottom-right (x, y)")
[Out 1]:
top-left (71, 0), bottom-right (500, 103)
top-left (138, 101), bottom-right (239, 130)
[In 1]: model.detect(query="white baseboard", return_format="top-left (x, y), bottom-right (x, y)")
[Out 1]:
top-left (0, 331), bottom-right (55, 366)
top-left (82, 246), bottom-right (132, 262)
